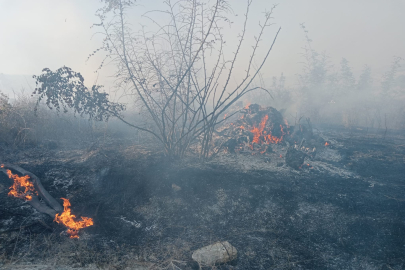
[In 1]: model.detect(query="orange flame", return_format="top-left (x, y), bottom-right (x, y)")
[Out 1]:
top-left (250, 115), bottom-right (268, 144)
top-left (5, 168), bottom-right (37, 201)
top-left (325, 142), bottom-right (330, 146)
top-left (250, 115), bottom-right (284, 145)
top-left (244, 103), bottom-right (251, 109)
top-left (54, 198), bottom-right (94, 239)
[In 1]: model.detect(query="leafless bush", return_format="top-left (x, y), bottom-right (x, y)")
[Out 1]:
top-left (86, 0), bottom-right (281, 158)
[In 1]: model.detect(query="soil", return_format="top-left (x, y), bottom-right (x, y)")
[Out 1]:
top-left (0, 126), bottom-right (404, 269)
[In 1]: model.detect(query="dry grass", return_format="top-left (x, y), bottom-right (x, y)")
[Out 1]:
top-left (0, 90), bottom-right (110, 149)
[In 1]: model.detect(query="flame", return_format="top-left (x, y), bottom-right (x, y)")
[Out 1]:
top-left (250, 115), bottom-right (268, 144)
top-left (325, 142), bottom-right (330, 146)
top-left (244, 103), bottom-right (251, 109)
top-left (5, 168), bottom-right (37, 201)
top-left (54, 198), bottom-right (94, 239)
top-left (249, 115), bottom-right (284, 145)
top-left (223, 113), bottom-right (228, 120)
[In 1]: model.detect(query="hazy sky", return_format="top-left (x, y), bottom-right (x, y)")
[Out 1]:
top-left (0, 0), bottom-right (404, 88)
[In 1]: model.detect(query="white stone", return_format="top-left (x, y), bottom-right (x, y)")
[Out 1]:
top-left (192, 241), bottom-right (237, 266)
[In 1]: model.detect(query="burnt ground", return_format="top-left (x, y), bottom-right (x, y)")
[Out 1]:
top-left (0, 126), bottom-right (404, 269)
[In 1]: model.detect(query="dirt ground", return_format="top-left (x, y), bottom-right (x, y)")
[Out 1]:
top-left (1, 126), bottom-right (404, 269)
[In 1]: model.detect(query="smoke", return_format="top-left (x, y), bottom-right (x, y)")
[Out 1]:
top-left (245, 26), bottom-right (405, 130)
top-left (0, 0), bottom-right (404, 131)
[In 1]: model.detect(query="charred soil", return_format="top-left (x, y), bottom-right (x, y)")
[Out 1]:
top-left (0, 126), bottom-right (404, 269)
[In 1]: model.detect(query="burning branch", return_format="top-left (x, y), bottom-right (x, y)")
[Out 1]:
top-left (1, 164), bottom-right (60, 217)
top-left (54, 198), bottom-right (94, 239)
top-left (0, 163), bottom-right (63, 213)
top-left (1, 163), bottom-right (94, 238)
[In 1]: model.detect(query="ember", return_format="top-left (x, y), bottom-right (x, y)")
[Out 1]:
top-left (54, 198), bottom-right (94, 239)
top-left (4, 166), bottom-right (38, 201)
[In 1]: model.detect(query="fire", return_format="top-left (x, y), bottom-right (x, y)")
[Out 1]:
top-left (325, 142), bottom-right (330, 146)
top-left (54, 198), bottom-right (94, 239)
top-left (5, 168), bottom-right (37, 201)
top-left (249, 115), bottom-right (284, 145)
top-left (244, 103), bottom-right (251, 109)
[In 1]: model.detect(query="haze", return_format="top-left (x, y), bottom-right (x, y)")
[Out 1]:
top-left (1, 0), bottom-right (404, 90)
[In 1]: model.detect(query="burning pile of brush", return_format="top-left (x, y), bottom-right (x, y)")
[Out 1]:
top-left (0, 163), bottom-right (93, 239)
top-left (217, 104), bottom-right (290, 154)
top-left (214, 104), bottom-right (333, 170)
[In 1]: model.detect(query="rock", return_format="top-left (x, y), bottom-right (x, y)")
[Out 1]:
top-left (172, 184), bottom-right (181, 192)
top-left (192, 241), bottom-right (237, 266)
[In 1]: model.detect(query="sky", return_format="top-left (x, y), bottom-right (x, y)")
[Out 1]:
top-left (0, 0), bottom-right (404, 91)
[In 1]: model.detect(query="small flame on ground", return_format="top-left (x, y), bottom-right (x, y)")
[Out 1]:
top-left (244, 103), bottom-right (251, 109)
top-left (54, 198), bottom-right (94, 239)
top-left (4, 167), bottom-right (37, 201)
top-left (325, 142), bottom-right (330, 146)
